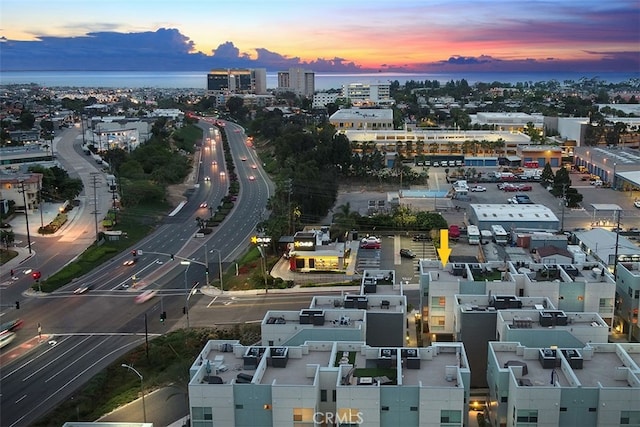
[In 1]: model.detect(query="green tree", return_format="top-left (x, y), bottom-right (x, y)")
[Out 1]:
top-left (540, 163), bottom-right (554, 185)
top-left (331, 203), bottom-right (361, 240)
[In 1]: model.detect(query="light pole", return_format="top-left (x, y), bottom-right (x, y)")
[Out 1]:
top-left (181, 261), bottom-right (191, 328)
top-left (121, 364), bottom-right (146, 423)
top-left (18, 179), bottom-right (33, 254)
top-left (612, 162), bottom-right (617, 190)
top-left (210, 248), bottom-right (224, 293)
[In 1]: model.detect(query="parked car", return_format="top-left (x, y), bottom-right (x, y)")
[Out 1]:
top-left (412, 234), bottom-right (430, 242)
top-left (470, 185), bottom-right (486, 192)
top-left (634, 200), bottom-right (640, 208)
top-left (400, 249), bottom-right (416, 258)
top-left (360, 236), bottom-right (381, 249)
top-left (200, 202), bottom-right (208, 208)
top-left (517, 184), bottom-right (532, 191)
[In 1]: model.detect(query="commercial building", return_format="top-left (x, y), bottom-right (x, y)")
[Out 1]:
top-left (468, 204), bottom-right (560, 232)
top-left (341, 129), bottom-right (531, 163)
top-left (188, 340), bottom-right (471, 427)
top-left (573, 228), bottom-right (640, 268)
top-left (487, 341), bottom-right (640, 427)
top-left (574, 147), bottom-right (640, 191)
top-left (207, 68), bottom-right (267, 94)
top-left (471, 112), bottom-right (544, 131)
top-left (287, 228), bottom-right (353, 273)
top-left (277, 68), bottom-right (315, 97)
top-left (0, 146), bottom-right (55, 171)
top-left (516, 145), bottom-right (563, 168)
top-left (329, 108), bottom-right (394, 132)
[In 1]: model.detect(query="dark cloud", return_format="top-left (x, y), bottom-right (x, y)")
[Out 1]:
top-left (0, 28), bottom-right (637, 74)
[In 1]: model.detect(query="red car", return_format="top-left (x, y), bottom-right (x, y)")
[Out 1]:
top-left (503, 184), bottom-right (518, 192)
top-left (360, 236), bottom-right (381, 249)
top-left (517, 185), bottom-right (532, 191)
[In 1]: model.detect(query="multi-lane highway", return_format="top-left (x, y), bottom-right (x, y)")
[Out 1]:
top-left (0, 118), bottom-right (277, 426)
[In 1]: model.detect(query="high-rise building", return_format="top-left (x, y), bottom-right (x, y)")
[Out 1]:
top-left (277, 68), bottom-right (315, 97)
top-left (207, 69), bottom-right (267, 94)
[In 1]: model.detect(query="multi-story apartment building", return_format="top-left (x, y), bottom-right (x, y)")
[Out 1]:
top-left (277, 68), bottom-right (315, 98)
top-left (312, 92), bottom-right (340, 109)
top-left (341, 82), bottom-right (392, 107)
top-left (615, 262), bottom-right (640, 342)
top-left (0, 173), bottom-right (42, 212)
top-left (262, 269), bottom-right (407, 348)
top-left (188, 340), bottom-right (471, 427)
top-left (487, 341), bottom-right (640, 427)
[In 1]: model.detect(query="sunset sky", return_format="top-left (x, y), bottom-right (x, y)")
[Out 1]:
top-left (1, 0), bottom-right (639, 72)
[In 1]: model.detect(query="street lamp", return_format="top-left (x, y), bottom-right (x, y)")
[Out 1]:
top-left (613, 162), bottom-right (617, 190)
top-left (181, 261), bottom-right (192, 328)
top-left (18, 179), bottom-right (33, 255)
top-left (210, 248), bottom-right (224, 293)
top-left (121, 364), bottom-right (146, 423)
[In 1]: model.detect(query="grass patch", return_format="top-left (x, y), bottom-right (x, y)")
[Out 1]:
top-left (0, 248), bottom-right (18, 265)
top-left (32, 325), bottom-right (261, 426)
top-left (36, 204), bottom-right (167, 292)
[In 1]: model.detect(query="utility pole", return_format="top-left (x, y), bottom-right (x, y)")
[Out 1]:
top-left (613, 208), bottom-right (622, 277)
top-left (90, 173), bottom-right (101, 242)
top-left (18, 179), bottom-right (33, 254)
top-left (560, 184), bottom-right (567, 232)
top-left (287, 178), bottom-right (293, 234)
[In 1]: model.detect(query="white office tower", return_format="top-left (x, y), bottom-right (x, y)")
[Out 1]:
top-left (277, 68), bottom-right (315, 97)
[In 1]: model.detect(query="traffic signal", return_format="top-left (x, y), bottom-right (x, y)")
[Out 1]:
top-left (10, 269), bottom-right (14, 276)
top-left (15, 301), bottom-right (20, 309)
top-left (160, 311), bottom-right (166, 322)
top-left (170, 254), bottom-right (174, 260)
top-left (32, 271), bottom-right (41, 280)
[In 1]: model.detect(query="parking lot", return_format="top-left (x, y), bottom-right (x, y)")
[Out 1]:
top-left (338, 166), bottom-right (640, 275)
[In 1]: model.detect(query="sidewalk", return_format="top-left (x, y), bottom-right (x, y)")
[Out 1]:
top-left (1, 246), bottom-right (36, 282)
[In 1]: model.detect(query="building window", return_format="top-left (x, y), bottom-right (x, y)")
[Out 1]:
top-left (635, 290), bottom-right (640, 299)
top-left (620, 410), bottom-right (640, 425)
top-left (588, 407), bottom-right (597, 412)
top-left (192, 406), bottom-right (213, 427)
top-left (381, 406), bottom-right (389, 411)
top-left (560, 407), bottom-right (567, 412)
top-left (293, 408), bottom-right (314, 426)
top-left (516, 409), bottom-right (538, 424)
top-left (321, 389), bottom-right (327, 402)
top-left (235, 404), bottom-right (243, 409)
top-left (332, 390), bottom-right (336, 402)
top-left (441, 409), bottom-right (462, 424)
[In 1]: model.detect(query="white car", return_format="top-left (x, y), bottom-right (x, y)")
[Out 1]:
top-left (470, 186), bottom-right (486, 192)
top-left (73, 284), bottom-right (92, 294)
top-left (634, 200), bottom-right (640, 208)
top-left (134, 290), bottom-right (157, 304)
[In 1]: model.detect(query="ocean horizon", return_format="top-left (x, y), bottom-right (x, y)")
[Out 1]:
top-left (0, 70), bottom-right (637, 91)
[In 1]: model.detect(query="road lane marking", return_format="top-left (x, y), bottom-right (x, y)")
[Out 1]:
top-left (207, 296), bottom-right (218, 307)
top-left (23, 335), bottom-right (94, 382)
top-left (2, 336), bottom-right (74, 381)
top-left (15, 394), bottom-right (27, 404)
top-left (8, 338), bottom-right (146, 427)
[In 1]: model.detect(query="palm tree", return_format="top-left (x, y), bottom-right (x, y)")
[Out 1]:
top-left (332, 203), bottom-right (360, 240)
